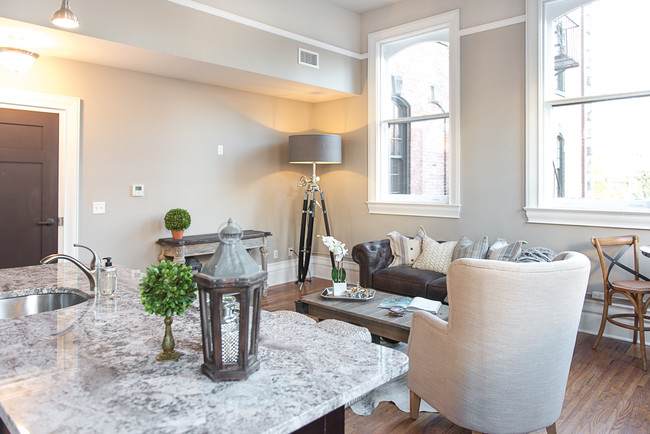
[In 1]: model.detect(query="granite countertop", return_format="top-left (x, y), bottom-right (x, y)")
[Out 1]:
top-left (0, 263), bottom-right (408, 433)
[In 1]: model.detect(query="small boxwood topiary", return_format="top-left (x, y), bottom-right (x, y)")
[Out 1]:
top-left (139, 260), bottom-right (197, 318)
top-left (164, 208), bottom-right (191, 231)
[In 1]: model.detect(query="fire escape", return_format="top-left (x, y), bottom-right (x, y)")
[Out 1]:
top-left (553, 15), bottom-right (580, 197)
top-left (554, 15), bottom-right (580, 73)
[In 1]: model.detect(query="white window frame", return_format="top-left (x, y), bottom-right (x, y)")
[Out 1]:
top-left (525, 0), bottom-right (650, 229)
top-left (367, 10), bottom-right (460, 218)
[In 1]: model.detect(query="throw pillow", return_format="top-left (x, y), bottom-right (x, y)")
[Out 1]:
top-left (387, 226), bottom-right (426, 267)
top-left (452, 236), bottom-right (489, 261)
top-left (514, 247), bottom-right (557, 263)
top-left (487, 238), bottom-right (528, 261)
top-left (413, 236), bottom-right (458, 274)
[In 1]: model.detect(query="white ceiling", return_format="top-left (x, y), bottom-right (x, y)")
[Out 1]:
top-left (324, 0), bottom-right (405, 14)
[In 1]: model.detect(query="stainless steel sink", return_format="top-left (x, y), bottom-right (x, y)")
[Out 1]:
top-left (0, 291), bottom-right (92, 320)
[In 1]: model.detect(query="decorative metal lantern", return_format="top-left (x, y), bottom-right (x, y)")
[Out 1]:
top-left (194, 218), bottom-right (267, 381)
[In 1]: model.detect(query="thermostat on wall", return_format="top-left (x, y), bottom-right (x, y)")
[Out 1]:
top-left (131, 184), bottom-right (144, 197)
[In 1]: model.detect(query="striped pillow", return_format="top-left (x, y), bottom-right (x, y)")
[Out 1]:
top-left (487, 238), bottom-right (527, 261)
top-left (387, 226), bottom-right (426, 267)
top-left (452, 236), bottom-right (489, 261)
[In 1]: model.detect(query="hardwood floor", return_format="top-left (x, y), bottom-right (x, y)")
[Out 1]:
top-left (263, 278), bottom-right (650, 433)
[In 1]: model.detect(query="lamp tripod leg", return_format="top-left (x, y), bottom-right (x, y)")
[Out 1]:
top-left (297, 191), bottom-right (309, 288)
top-left (319, 190), bottom-right (336, 269)
top-left (302, 192), bottom-right (316, 288)
top-left (296, 189), bottom-right (336, 292)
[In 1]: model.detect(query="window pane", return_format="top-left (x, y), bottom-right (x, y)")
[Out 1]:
top-left (388, 118), bottom-right (449, 197)
top-left (546, 0), bottom-right (650, 99)
top-left (545, 96), bottom-right (650, 201)
top-left (382, 32), bottom-right (449, 118)
top-left (389, 121), bottom-right (410, 194)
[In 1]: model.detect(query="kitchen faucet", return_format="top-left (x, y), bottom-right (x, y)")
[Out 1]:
top-left (41, 244), bottom-right (101, 292)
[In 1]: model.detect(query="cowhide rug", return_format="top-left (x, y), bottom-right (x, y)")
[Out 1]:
top-left (348, 342), bottom-right (437, 416)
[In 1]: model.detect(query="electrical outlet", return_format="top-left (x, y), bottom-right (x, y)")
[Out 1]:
top-left (288, 248), bottom-right (294, 258)
top-left (273, 249), bottom-right (279, 259)
top-left (591, 291), bottom-right (604, 300)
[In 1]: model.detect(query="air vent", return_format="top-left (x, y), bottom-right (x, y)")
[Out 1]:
top-left (298, 48), bottom-right (319, 69)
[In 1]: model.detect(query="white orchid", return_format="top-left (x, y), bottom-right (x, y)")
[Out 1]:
top-left (320, 236), bottom-right (348, 262)
top-left (318, 235), bottom-right (348, 283)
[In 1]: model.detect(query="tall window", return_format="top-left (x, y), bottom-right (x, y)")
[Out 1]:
top-left (368, 11), bottom-right (460, 218)
top-left (526, 0), bottom-right (650, 229)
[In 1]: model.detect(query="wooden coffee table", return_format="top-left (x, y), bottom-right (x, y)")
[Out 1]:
top-left (295, 288), bottom-right (449, 344)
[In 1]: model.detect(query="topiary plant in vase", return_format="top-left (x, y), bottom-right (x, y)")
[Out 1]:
top-left (164, 208), bottom-right (191, 240)
top-left (139, 260), bottom-right (197, 361)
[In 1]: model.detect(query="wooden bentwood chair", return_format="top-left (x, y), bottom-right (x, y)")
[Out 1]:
top-left (591, 235), bottom-right (650, 371)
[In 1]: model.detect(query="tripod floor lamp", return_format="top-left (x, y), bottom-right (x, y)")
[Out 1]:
top-left (289, 134), bottom-right (342, 291)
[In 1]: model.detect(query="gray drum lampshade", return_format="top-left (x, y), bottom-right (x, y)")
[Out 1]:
top-left (289, 134), bottom-right (341, 164)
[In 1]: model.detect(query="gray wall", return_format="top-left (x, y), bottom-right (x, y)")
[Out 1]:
top-left (313, 0), bottom-right (650, 295)
top-left (1, 56), bottom-right (310, 271)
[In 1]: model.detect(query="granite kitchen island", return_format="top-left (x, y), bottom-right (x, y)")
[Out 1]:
top-left (0, 263), bottom-right (408, 433)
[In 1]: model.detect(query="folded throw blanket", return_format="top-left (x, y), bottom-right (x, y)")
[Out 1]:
top-left (515, 247), bottom-right (557, 263)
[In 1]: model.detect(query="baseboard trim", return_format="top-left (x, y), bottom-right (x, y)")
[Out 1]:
top-left (579, 297), bottom-right (649, 345)
top-left (267, 259), bottom-right (297, 287)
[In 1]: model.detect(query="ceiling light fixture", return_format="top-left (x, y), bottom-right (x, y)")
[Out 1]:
top-left (51, 0), bottom-right (80, 29)
top-left (0, 48), bottom-right (40, 73)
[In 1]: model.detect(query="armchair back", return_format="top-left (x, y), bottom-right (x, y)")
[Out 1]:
top-left (407, 251), bottom-right (590, 433)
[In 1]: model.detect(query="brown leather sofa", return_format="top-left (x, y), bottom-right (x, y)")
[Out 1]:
top-left (352, 239), bottom-right (448, 301)
top-left (353, 239), bottom-right (557, 302)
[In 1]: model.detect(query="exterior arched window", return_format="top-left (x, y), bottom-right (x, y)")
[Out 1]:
top-left (389, 92), bottom-right (411, 194)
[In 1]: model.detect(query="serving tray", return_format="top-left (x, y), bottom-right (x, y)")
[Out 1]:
top-left (320, 286), bottom-right (375, 301)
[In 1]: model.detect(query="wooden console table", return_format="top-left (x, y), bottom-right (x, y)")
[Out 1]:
top-left (156, 230), bottom-right (272, 294)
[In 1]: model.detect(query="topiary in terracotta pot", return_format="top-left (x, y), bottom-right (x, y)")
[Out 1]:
top-left (164, 208), bottom-right (191, 240)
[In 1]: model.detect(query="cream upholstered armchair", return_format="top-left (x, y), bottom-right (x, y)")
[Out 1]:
top-left (407, 252), bottom-right (590, 434)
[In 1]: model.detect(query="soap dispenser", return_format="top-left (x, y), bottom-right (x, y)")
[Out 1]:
top-left (99, 257), bottom-right (117, 296)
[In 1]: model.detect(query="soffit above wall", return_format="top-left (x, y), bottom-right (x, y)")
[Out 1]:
top-left (0, 17), bottom-right (354, 103)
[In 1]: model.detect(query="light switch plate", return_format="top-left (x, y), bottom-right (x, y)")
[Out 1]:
top-left (92, 202), bottom-right (105, 214)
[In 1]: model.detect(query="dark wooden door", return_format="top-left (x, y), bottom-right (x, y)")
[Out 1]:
top-left (0, 108), bottom-right (59, 268)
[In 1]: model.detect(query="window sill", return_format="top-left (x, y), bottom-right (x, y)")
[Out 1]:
top-left (367, 201), bottom-right (460, 218)
top-left (524, 207), bottom-right (650, 230)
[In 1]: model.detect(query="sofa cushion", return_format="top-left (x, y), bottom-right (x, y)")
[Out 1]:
top-left (413, 236), bottom-right (457, 274)
top-left (452, 236), bottom-right (489, 261)
top-left (387, 226), bottom-right (426, 267)
top-left (487, 238), bottom-right (527, 261)
top-left (426, 276), bottom-right (448, 301)
top-left (372, 265), bottom-right (445, 298)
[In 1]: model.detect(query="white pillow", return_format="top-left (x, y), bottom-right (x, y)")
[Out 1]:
top-left (413, 236), bottom-right (457, 274)
top-left (387, 226), bottom-right (426, 267)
